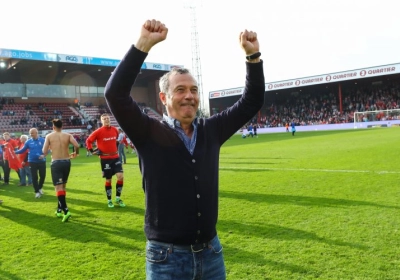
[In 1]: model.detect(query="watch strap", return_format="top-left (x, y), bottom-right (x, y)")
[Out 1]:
top-left (246, 52), bottom-right (261, 61)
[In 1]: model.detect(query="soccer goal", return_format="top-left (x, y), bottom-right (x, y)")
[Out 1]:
top-left (354, 108), bottom-right (400, 128)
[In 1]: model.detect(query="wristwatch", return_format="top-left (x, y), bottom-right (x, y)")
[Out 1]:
top-left (246, 52), bottom-right (261, 61)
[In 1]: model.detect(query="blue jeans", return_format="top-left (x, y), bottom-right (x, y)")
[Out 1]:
top-left (118, 143), bottom-right (126, 163)
top-left (20, 165), bottom-right (32, 185)
top-left (146, 235), bottom-right (226, 280)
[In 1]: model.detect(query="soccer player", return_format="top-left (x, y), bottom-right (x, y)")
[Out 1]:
top-left (247, 123), bottom-right (254, 137)
top-left (253, 123), bottom-right (258, 138)
top-left (42, 119), bottom-right (80, 222)
top-left (291, 120), bottom-right (296, 136)
top-left (85, 113), bottom-right (126, 208)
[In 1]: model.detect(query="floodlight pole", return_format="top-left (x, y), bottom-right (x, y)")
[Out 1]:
top-left (184, 0), bottom-right (206, 115)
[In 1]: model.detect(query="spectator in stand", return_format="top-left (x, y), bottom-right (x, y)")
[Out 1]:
top-left (93, 119), bottom-right (98, 129)
top-left (15, 128), bottom-right (47, 198)
top-left (1, 132), bottom-right (21, 185)
top-left (18, 135), bottom-right (33, 187)
top-left (87, 122), bottom-right (93, 133)
top-left (74, 98), bottom-right (80, 109)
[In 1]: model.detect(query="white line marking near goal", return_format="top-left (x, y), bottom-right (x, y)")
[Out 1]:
top-left (219, 166), bottom-right (400, 174)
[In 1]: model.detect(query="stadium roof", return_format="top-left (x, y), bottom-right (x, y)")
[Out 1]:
top-left (209, 62), bottom-right (400, 99)
top-left (0, 47), bottom-right (183, 87)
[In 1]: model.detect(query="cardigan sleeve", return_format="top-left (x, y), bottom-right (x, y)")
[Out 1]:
top-left (210, 60), bottom-right (265, 145)
top-left (104, 46), bottom-right (154, 146)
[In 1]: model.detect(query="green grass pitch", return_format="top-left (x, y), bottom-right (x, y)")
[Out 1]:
top-left (1, 127), bottom-right (399, 279)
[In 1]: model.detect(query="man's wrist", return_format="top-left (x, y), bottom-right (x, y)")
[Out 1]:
top-left (247, 58), bottom-right (261, 63)
top-left (246, 52), bottom-right (261, 61)
top-left (134, 39), bottom-right (152, 53)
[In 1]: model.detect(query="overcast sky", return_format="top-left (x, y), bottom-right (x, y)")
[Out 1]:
top-left (2, 0), bottom-right (400, 105)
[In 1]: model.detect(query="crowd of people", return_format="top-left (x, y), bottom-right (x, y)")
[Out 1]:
top-left (257, 81), bottom-right (400, 128)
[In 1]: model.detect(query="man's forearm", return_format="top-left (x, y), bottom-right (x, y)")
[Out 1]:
top-left (105, 45), bottom-right (147, 101)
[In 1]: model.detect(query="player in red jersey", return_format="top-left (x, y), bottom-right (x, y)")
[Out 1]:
top-left (86, 113), bottom-right (126, 208)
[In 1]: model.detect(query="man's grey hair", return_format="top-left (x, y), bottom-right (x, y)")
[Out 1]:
top-left (159, 67), bottom-right (196, 94)
top-left (20, 135), bottom-right (29, 141)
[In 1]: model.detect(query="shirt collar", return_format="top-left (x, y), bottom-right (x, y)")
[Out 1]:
top-left (163, 114), bottom-right (198, 129)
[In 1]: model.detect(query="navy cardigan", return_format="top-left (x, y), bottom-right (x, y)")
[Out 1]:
top-left (105, 46), bottom-right (265, 245)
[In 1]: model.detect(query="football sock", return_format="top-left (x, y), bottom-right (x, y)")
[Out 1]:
top-left (56, 190), bottom-right (69, 214)
top-left (116, 180), bottom-right (123, 197)
top-left (105, 182), bottom-right (112, 200)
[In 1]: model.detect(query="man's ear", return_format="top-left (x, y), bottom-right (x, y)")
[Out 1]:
top-left (159, 92), bottom-right (167, 105)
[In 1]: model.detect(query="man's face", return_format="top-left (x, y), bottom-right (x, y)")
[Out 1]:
top-left (160, 73), bottom-right (199, 123)
top-left (3, 134), bottom-right (10, 141)
top-left (101, 116), bottom-right (111, 127)
top-left (29, 129), bottom-right (38, 139)
top-left (20, 137), bottom-right (26, 143)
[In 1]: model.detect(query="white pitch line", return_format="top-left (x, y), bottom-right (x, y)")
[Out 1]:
top-left (219, 166), bottom-right (400, 174)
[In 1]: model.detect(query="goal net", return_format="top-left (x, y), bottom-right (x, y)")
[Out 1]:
top-left (354, 108), bottom-right (400, 128)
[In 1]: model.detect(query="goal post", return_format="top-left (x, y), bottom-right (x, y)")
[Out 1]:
top-left (354, 108), bottom-right (400, 128)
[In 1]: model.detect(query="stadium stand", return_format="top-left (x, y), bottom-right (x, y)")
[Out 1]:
top-left (258, 81), bottom-right (400, 128)
top-left (0, 100), bottom-right (85, 133)
top-left (79, 105), bottom-right (118, 127)
top-left (230, 80), bottom-right (400, 129)
top-left (0, 46), bottom-right (176, 136)
top-left (0, 103), bottom-right (41, 133)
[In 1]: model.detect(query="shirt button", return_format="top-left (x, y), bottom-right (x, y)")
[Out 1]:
top-left (197, 230), bottom-right (201, 234)
top-left (192, 159), bottom-right (196, 163)
top-left (194, 176), bottom-right (198, 180)
top-left (198, 212), bottom-right (201, 216)
top-left (197, 194), bottom-right (200, 198)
